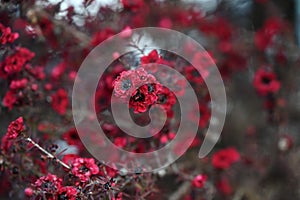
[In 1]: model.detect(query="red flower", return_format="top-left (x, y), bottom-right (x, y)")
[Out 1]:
top-left (6, 117), bottom-right (25, 139)
top-left (91, 28), bottom-right (115, 47)
top-left (216, 178), bottom-right (232, 195)
top-left (62, 128), bottom-right (83, 151)
top-left (0, 23), bottom-right (19, 44)
top-left (51, 89), bottom-right (69, 115)
top-left (254, 18), bottom-right (283, 51)
top-left (0, 47), bottom-right (34, 78)
top-left (71, 158), bottom-right (99, 182)
top-left (192, 174), bottom-right (208, 188)
top-left (62, 154), bottom-right (79, 165)
top-left (121, 0), bottom-right (144, 11)
top-left (155, 84), bottom-right (176, 111)
top-left (212, 147), bottom-right (240, 169)
top-left (2, 90), bottom-right (17, 110)
top-left (129, 84), bottom-right (158, 113)
top-left (253, 68), bottom-right (281, 96)
top-left (9, 78), bottom-right (28, 90)
top-left (140, 50), bottom-right (160, 64)
top-left (34, 173), bottom-right (62, 193)
top-left (58, 186), bottom-right (78, 200)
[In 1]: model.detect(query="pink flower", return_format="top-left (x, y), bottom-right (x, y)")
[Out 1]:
top-left (192, 174), bottom-right (208, 188)
top-left (34, 173), bottom-right (62, 193)
top-left (71, 158), bottom-right (99, 182)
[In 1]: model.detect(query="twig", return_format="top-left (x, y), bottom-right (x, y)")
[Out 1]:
top-left (26, 137), bottom-right (70, 170)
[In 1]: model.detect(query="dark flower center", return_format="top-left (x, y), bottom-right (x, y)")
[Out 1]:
top-left (58, 193), bottom-right (68, 200)
top-left (70, 132), bottom-right (79, 140)
top-left (147, 84), bottom-right (154, 93)
top-left (158, 94), bottom-right (167, 104)
top-left (262, 76), bottom-right (271, 84)
top-left (121, 79), bottom-right (132, 91)
top-left (79, 165), bottom-right (89, 173)
top-left (133, 90), bottom-right (145, 102)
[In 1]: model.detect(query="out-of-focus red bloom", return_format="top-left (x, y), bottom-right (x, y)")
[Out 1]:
top-left (114, 137), bottom-right (127, 148)
top-left (34, 173), bottom-right (62, 193)
top-left (0, 23), bottom-right (19, 44)
top-left (2, 90), bottom-right (17, 110)
top-left (121, 0), bottom-right (144, 11)
top-left (216, 178), bottom-right (232, 195)
top-left (24, 187), bottom-right (33, 197)
top-left (9, 78), bottom-right (28, 90)
top-left (255, 18), bottom-right (283, 51)
top-left (62, 128), bottom-right (84, 151)
top-left (71, 158), bottom-right (99, 182)
top-left (58, 186), bottom-right (78, 200)
top-left (212, 147), bottom-right (240, 169)
top-left (51, 88), bottom-right (69, 115)
top-left (199, 17), bottom-right (232, 40)
top-left (192, 174), bottom-right (208, 188)
top-left (51, 62), bottom-right (67, 80)
top-left (253, 68), bottom-right (281, 96)
top-left (25, 65), bottom-right (46, 80)
top-left (91, 28), bottom-right (115, 47)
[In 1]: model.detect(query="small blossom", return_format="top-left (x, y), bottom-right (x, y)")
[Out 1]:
top-left (34, 173), bottom-right (62, 193)
top-left (62, 128), bottom-right (83, 151)
top-left (71, 158), bottom-right (99, 182)
top-left (212, 147), bottom-right (240, 170)
top-left (253, 68), bottom-right (281, 96)
top-left (192, 174), bottom-right (208, 188)
top-left (24, 187), bottom-right (33, 197)
top-left (0, 23), bottom-right (19, 44)
top-left (58, 186), bottom-right (78, 200)
top-left (2, 90), bottom-right (17, 110)
top-left (51, 89), bottom-right (69, 115)
top-left (216, 178), bottom-right (232, 195)
top-left (6, 117), bottom-right (25, 139)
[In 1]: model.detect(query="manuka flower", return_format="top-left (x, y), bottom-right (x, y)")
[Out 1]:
top-left (57, 186), bottom-right (78, 200)
top-left (51, 88), bottom-right (69, 115)
top-left (113, 68), bottom-right (156, 99)
top-left (71, 158), bottom-right (99, 182)
top-left (129, 84), bottom-right (158, 113)
top-left (0, 23), bottom-right (19, 45)
top-left (34, 173), bottom-right (62, 194)
top-left (192, 174), bottom-right (208, 188)
top-left (253, 68), bottom-right (281, 96)
top-left (6, 117), bottom-right (25, 139)
top-left (212, 147), bottom-right (240, 170)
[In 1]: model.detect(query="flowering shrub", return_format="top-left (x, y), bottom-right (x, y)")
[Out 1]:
top-left (0, 0), bottom-right (299, 199)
